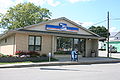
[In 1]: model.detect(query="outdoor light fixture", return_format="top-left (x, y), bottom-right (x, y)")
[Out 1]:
top-left (88, 38), bottom-right (91, 40)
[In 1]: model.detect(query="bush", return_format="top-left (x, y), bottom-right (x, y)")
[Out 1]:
top-left (27, 51), bottom-right (40, 57)
top-left (54, 51), bottom-right (71, 55)
top-left (0, 53), bottom-right (4, 57)
top-left (15, 51), bottom-right (40, 57)
top-left (54, 51), bottom-right (82, 55)
top-left (0, 53), bottom-right (14, 57)
top-left (15, 51), bottom-right (27, 56)
top-left (41, 54), bottom-right (47, 57)
top-left (7, 55), bottom-right (13, 57)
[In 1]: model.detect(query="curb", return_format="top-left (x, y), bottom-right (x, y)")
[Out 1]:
top-left (0, 60), bottom-right (120, 68)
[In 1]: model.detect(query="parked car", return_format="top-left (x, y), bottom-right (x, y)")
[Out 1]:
top-left (109, 46), bottom-right (117, 53)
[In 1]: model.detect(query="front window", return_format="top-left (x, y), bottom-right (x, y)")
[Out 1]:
top-left (74, 38), bottom-right (80, 51)
top-left (57, 37), bottom-right (73, 51)
top-left (57, 37), bottom-right (86, 56)
top-left (5, 38), bottom-right (7, 43)
top-left (28, 36), bottom-right (41, 51)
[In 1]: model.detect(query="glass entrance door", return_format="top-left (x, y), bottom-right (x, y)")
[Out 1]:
top-left (56, 37), bottom-right (86, 57)
top-left (79, 39), bottom-right (86, 57)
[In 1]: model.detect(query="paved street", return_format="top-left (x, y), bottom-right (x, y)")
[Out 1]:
top-left (99, 51), bottom-right (120, 58)
top-left (54, 50), bottom-right (120, 62)
top-left (1, 63), bottom-right (120, 80)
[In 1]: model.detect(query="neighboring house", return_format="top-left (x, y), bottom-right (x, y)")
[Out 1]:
top-left (98, 37), bottom-right (106, 50)
top-left (110, 32), bottom-right (120, 40)
top-left (108, 31), bottom-right (120, 52)
top-left (0, 17), bottom-right (100, 57)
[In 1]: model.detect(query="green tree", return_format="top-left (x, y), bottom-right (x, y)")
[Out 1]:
top-left (0, 3), bottom-right (51, 29)
top-left (88, 26), bottom-right (108, 38)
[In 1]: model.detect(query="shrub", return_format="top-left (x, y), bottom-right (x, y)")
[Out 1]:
top-left (15, 51), bottom-right (40, 57)
top-left (15, 51), bottom-right (27, 56)
top-left (0, 53), bottom-right (4, 57)
top-left (7, 55), bottom-right (13, 57)
top-left (27, 51), bottom-right (40, 57)
top-left (54, 51), bottom-right (71, 55)
top-left (0, 53), bottom-right (14, 57)
top-left (41, 54), bottom-right (47, 57)
top-left (54, 51), bottom-right (82, 55)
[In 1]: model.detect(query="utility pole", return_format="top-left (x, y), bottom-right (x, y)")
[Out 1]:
top-left (107, 11), bottom-right (110, 57)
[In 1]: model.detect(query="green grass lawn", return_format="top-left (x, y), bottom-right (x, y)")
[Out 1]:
top-left (0, 61), bottom-right (32, 65)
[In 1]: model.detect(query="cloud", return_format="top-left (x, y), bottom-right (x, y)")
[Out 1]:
top-left (79, 22), bottom-right (93, 28)
top-left (0, 0), bottom-right (25, 14)
top-left (0, 0), bottom-right (14, 9)
top-left (0, 0), bottom-right (61, 14)
top-left (47, 0), bottom-right (61, 7)
top-left (0, 9), bottom-right (7, 14)
top-left (68, 0), bottom-right (93, 3)
top-left (28, 0), bottom-right (46, 6)
top-left (0, 28), bottom-right (7, 34)
top-left (27, 0), bottom-right (61, 7)
top-left (74, 20), bottom-right (93, 28)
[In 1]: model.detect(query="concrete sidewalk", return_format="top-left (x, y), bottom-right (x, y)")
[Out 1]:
top-left (0, 57), bottom-right (120, 68)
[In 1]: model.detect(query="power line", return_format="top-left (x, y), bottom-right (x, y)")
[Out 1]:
top-left (110, 18), bottom-right (120, 20)
top-left (91, 18), bottom-right (120, 26)
top-left (92, 20), bottom-right (106, 26)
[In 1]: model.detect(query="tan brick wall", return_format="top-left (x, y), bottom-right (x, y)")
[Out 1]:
top-left (86, 39), bottom-right (98, 57)
top-left (86, 39), bottom-right (92, 57)
top-left (0, 32), bottom-right (98, 57)
top-left (92, 39), bottom-right (98, 56)
top-left (0, 35), bottom-right (15, 55)
top-left (15, 33), bottom-right (28, 51)
top-left (41, 35), bottom-right (52, 54)
top-left (52, 36), bottom-right (57, 53)
top-left (15, 33), bottom-right (53, 55)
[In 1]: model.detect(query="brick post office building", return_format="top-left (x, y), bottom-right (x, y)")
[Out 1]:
top-left (0, 17), bottom-right (100, 57)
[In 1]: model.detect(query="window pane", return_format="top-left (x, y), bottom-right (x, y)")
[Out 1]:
top-left (74, 39), bottom-right (79, 51)
top-left (57, 37), bottom-right (73, 51)
top-left (74, 39), bottom-right (79, 44)
top-left (35, 37), bottom-right (40, 45)
top-left (29, 36), bottom-right (34, 45)
top-left (29, 46), bottom-right (34, 51)
top-left (35, 46), bottom-right (40, 51)
top-left (80, 39), bottom-right (86, 55)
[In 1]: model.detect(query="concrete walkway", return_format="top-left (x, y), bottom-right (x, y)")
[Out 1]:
top-left (0, 57), bottom-right (120, 68)
top-left (1, 50), bottom-right (120, 68)
top-left (99, 50), bottom-right (120, 58)
top-left (54, 54), bottom-right (120, 62)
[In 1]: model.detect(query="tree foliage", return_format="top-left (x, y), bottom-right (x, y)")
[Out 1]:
top-left (0, 3), bottom-right (51, 29)
top-left (88, 26), bottom-right (108, 38)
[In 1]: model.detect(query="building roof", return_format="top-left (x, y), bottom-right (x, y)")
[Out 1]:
top-left (114, 31), bottom-right (120, 37)
top-left (17, 29), bottom-right (98, 39)
top-left (16, 17), bottom-right (100, 37)
top-left (0, 17), bottom-right (100, 40)
top-left (110, 32), bottom-right (117, 37)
